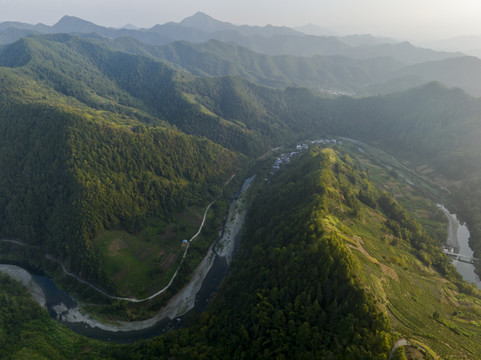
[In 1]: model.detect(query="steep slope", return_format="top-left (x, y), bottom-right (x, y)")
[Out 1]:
top-left (53, 15), bottom-right (107, 34)
top-left (2, 30), bottom-right (481, 358)
top-left (118, 145), bottom-right (481, 358)
top-left (0, 36), bottom-right (243, 286)
top-left (338, 41), bottom-right (462, 64)
top-left (393, 56), bottom-right (481, 96)
top-left (103, 38), bottom-right (402, 93)
top-left (180, 145), bottom-right (481, 358)
top-left (0, 272), bottom-right (113, 359)
top-left (0, 35), bottom-right (280, 156)
top-left (3, 35), bottom-right (481, 258)
top-left (2, 142), bottom-right (481, 358)
top-left (98, 36), bottom-right (480, 97)
top-left (177, 11), bottom-right (238, 34)
top-left (0, 13), bottom-right (462, 67)
top-left (320, 83), bottom-right (481, 275)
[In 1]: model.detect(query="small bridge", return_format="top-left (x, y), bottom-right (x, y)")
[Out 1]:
top-left (443, 249), bottom-right (479, 264)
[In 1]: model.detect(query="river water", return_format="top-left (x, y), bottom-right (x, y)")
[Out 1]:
top-left (8, 174), bottom-right (481, 342)
top-left (438, 205), bottom-right (481, 289)
top-left (0, 175), bottom-right (254, 343)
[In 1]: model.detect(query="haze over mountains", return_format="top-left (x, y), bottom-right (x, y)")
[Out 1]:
top-left (4, 9), bottom-right (481, 359)
top-left (3, 12), bottom-right (481, 97)
top-left (0, 12), bottom-right (463, 61)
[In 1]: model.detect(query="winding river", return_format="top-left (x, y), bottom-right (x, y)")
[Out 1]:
top-left (0, 175), bottom-right (255, 343)
top-left (4, 142), bottom-right (481, 343)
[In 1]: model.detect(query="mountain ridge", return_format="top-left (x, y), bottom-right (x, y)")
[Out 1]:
top-left (0, 13), bottom-right (463, 64)
top-left (2, 28), bottom-right (481, 359)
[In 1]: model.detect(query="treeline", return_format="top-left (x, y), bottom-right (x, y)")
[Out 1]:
top-left (0, 273), bottom-right (113, 359)
top-left (117, 147), bottom-right (395, 359)
top-left (315, 83), bottom-right (481, 275)
top-left (0, 144), bottom-right (474, 359)
top-left (0, 94), bottom-right (240, 284)
top-left (3, 34), bottom-right (481, 290)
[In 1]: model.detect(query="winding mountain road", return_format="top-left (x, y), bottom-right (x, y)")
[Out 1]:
top-left (0, 173), bottom-right (236, 303)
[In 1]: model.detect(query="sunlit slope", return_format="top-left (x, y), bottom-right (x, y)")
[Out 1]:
top-left (150, 146), bottom-right (481, 359)
top-left (0, 34), bottom-right (324, 156)
top-left (323, 82), bottom-right (481, 275)
top-left (3, 34), bottom-right (481, 294)
top-left (0, 37), bottom-right (242, 285)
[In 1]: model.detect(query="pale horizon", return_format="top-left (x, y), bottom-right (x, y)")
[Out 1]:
top-left (2, 0), bottom-right (481, 42)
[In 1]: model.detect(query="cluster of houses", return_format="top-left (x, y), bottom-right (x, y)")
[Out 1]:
top-left (265, 139), bottom-right (341, 181)
top-left (271, 151), bottom-right (296, 170)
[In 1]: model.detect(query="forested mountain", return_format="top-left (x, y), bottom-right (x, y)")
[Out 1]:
top-left (99, 38), bottom-right (403, 93)
top-left (0, 35), bottom-right (248, 284)
top-left (2, 33), bottom-right (481, 286)
top-left (0, 13), bottom-right (472, 98)
top-left (0, 13), bottom-right (462, 64)
top-left (392, 56), bottom-right (481, 96)
top-left (0, 34), bottom-right (284, 155)
top-left (120, 147), bottom-right (395, 359)
top-left (178, 11), bottom-right (303, 37)
top-left (3, 140), bottom-right (481, 358)
top-left (75, 35), bottom-right (481, 97)
top-left (336, 41), bottom-right (461, 64)
top-left (84, 35), bottom-right (481, 98)
top-left (3, 20), bottom-right (481, 358)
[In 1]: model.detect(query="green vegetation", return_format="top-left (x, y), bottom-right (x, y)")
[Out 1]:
top-left (0, 273), bottom-right (113, 360)
top-left (102, 38), bottom-right (403, 94)
top-left (0, 35), bottom-right (246, 293)
top-left (116, 145), bottom-right (481, 359)
top-left (3, 30), bottom-right (481, 359)
top-left (3, 141), bottom-right (481, 358)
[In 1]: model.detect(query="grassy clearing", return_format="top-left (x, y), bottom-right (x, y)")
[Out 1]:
top-left (93, 207), bottom-right (203, 298)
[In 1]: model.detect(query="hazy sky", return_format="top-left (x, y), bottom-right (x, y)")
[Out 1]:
top-left (1, 0), bottom-right (481, 41)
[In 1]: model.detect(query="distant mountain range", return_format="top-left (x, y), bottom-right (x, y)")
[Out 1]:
top-left (72, 35), bottom-right (481, 97)
top-left (421, 35), bottom-right (481, 58)
top-left (0, 12), bottom-right (463, 63)
top-left (4, 14), bottom-right (481, 359)
top-left (2, 12), bottom-right (481, 97)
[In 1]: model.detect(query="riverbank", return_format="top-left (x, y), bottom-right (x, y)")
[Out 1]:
top-left (0, 264), bottom-right (46, 308)
top-left (0, 175), bottom-right (255, 336)
top-left (438, 205), bottom-right (481, 289)
top-left (214, 176), bottom-right (254, 264)
top-left (438, 204), bottom-right (460, 253)
top-left (59, 249), bottom-right (217, 332)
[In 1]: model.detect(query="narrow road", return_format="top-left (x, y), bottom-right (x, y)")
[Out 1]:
top-left (258, 146), bottom-right (281, 160)
top-left (0, 239), bottom-right (38, 247)
top-left (388, 338), bottom-right (410, 360)
top-left (45, 196), bottom-right (218, 302)
top-left (1, 173), bottom-right (236, 303)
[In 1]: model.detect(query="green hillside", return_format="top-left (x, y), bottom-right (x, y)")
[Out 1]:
top-left (100, 37), bottom-right (402, 93)
top-left (4, 35), bottom-right (481, 293)
top-left (321, 83), bottom-right (481, 271)
top-left (3, 31), bottom-right (481, 359)
top-left (0, 35), bottom-right (245, 290)
top-left (115, 145), bottom-right (481, 359)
